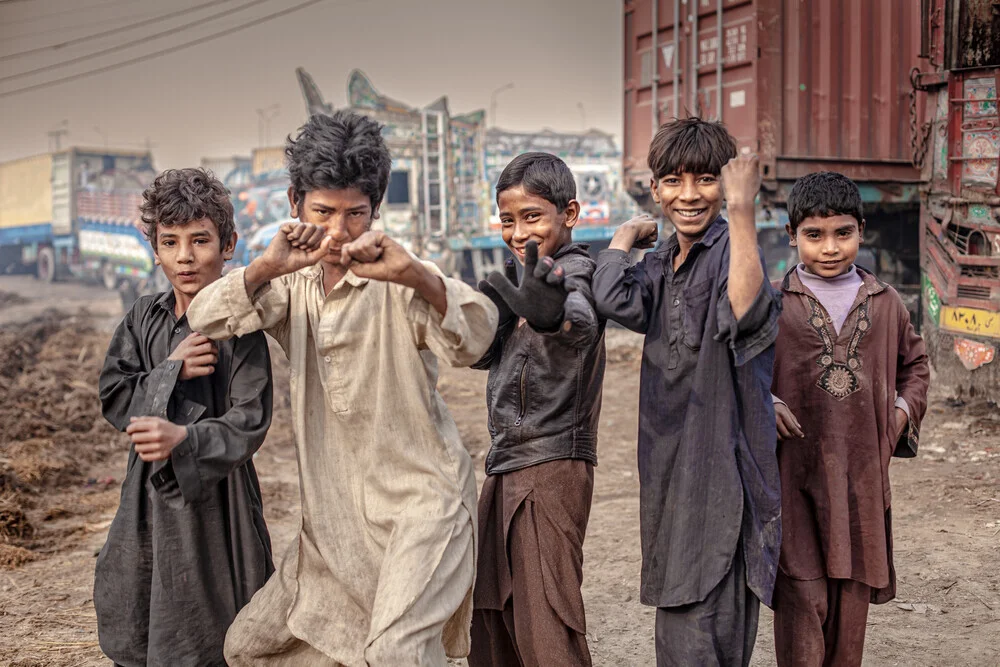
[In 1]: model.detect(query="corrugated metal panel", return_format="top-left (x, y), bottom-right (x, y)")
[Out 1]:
top-left (623, 0), bottom-right (923, 199)
top-left (0, 153), bottom-right (53, 229)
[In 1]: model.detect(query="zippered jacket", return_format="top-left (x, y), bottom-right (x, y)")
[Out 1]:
top-left (473, 242), bottom-right (606, 475)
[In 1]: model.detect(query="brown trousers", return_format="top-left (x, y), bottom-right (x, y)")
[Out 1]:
top-left (468, 459), bottom-right (594, 667)
top-left (773, 572), bottom-right (871, 667)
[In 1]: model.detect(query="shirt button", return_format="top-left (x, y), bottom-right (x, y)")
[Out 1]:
top-left (324, 356), bottom-right (331, 363)
top-left (673, 298), bottom-right (680, 306)
top-left (174, 327), bottom-right (181, 334)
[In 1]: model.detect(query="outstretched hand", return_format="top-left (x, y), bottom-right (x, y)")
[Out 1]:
top-left (484, 241), bottom-right (567, 331)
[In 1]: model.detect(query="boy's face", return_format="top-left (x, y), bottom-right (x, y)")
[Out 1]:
top-left (650, 172), bottom-right (723, 245)
top-left (788, 214), bottom-right (864, 278)
top-left (153, 217), bottom-right (235, 299)
top-left (498, 185), bottom-right (579, 262)
top-left (289, 186), bottom-right (378, 268)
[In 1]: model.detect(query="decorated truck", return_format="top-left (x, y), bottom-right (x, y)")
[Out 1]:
top-left (914, 0), bottom-right (1000, 398)
top-left (0, 148), bottom-right (163, 296)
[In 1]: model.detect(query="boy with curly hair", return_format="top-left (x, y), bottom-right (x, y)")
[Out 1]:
top-left (187, 110), bottom-right (498, 665)
top-left (96, 167), bottom-right (274, 666)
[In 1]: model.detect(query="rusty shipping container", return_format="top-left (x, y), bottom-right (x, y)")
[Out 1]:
top-left (623, 0), bottom-right (926, 301)
top-left (623, 0), bottom-right (923, 200)
top-left (916, 0), bottom-right (1000, 398)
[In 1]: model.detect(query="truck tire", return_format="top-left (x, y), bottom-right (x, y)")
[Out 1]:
top-left (36, 246), bottom-right (56, 283)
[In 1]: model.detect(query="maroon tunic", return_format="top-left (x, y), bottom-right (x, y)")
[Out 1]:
top-left (771, 267), bottom-right (929, 603)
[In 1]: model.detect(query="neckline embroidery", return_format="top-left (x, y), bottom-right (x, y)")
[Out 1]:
top-left (807, 295), bottom-right (872, 400)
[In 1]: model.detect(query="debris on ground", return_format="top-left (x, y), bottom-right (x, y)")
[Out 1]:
top-left (0, 310), bottom-right (127, 568)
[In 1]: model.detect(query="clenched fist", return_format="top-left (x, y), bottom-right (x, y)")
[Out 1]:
top-left (127, 416), bottom-right (187, 462)
top-left (168, 333), bottom-right (217, 380)
top-left (720, 153), bottom-right (761, 210)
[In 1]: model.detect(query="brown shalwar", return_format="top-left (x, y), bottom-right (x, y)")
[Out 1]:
top-left (773, 573), bottom-right (871, 667)
top-left (469, 459), bottom-right (594, 667)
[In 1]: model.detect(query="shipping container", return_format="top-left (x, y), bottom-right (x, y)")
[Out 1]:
top-left (916, 0), bottom-right (1000, 399)
top-left (622, 0), bottom-right (925, 302)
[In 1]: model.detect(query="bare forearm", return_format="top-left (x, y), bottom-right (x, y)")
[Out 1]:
top-left (727, 203), bottom-right (764, 319)
top-left (609, 226), bottom-right (639, 253)
top-left (243, 258), bottom-right (281, 298)
top-left (402, 261), bottom-right (448, 316)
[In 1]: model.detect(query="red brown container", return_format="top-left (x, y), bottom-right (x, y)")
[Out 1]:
top-left (622, 0), bottom-right (924, 204)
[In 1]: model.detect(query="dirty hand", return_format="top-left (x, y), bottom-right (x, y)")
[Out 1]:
top-left (340, 230), bottom-right (416, 284)
top-left (485, 241), bottom-right (567, 331)
top-left (893, 406), bottom-right (909, 442)
top-left (479, 258), bottom-right (519, 324)
top-left (720, 153), bottom-right (761, 210)
top-left (614, 214), bottom-right (658, 250)
top-left (775, 401), bottom-right (804, 439)
top-left (168, 333), bottom-right (217, 380)
top-left (257, 222), bottom-right (334, 278)
top-left (127, 416), bottom-right (187, 462)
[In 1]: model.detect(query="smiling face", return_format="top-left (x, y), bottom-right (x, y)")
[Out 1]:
top-left (650, 171), bottom-right (724, 246)
top-left (289, 186), bottom-right (377, 268)
top-left (789, 214), bottom-right (865, 278)
top-left (497, 185), bottom-right (579, 262)
top-left (153, 217), bottom-right (235, 306)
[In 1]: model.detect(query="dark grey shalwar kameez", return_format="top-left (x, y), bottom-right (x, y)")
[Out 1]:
top-left (95, 291), bottom-right (274, 667)
top-left (593, 218), bottom-right (782, 667)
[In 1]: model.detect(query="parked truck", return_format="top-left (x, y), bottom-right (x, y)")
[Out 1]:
top-left (621, 0), bottom-right (924, 313)
top-left (0, 148), bottom-right (165, 298)
top-left (914, 0), bottom-right (1000, 399)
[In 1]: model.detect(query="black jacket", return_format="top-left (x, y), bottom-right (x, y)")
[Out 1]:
top-left (474, 243), bottom-right (606, 475)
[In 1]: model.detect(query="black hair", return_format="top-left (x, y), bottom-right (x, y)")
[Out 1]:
top-left (647, 117), bottom-right (738, 180)
top-left (285, 110), bottom-right (392, 210)
top-left (787, 171), bottom-right (864, 233)
top-left (495, 152), bottom-right (576, 211)
top-left (139, 168), bottom-right (235, 248)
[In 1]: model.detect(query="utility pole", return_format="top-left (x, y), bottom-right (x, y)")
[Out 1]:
top-left (489, 83), bottom-right (514, 128)
top-left (256, 104), bottom-right (280, 147)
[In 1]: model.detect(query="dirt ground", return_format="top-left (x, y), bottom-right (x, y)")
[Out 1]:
top-left (0, 276), bottom-right (998, 666)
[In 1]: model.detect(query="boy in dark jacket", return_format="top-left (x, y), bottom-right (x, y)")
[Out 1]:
top-left (469, 152), bottom-right (606, 667)
top-left (593, 118), bottom-right (782, 666)
top-left (96, 168), bottom-right (273, 667)
top-left (770, 172), bottom-right (929, 667)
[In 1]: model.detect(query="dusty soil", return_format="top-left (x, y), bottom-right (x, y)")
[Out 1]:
top-left (0, 276), bottom-right (997, 666)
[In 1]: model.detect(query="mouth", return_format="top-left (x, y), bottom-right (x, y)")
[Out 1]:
top-left (673, 208), bottom-right (707, 221)
top-left (177, 271), bottom-right (198, 281)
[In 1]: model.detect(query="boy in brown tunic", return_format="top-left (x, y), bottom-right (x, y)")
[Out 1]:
top-left (770, 172), bottom-right (930, 666)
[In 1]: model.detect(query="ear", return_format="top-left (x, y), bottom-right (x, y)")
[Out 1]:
top-left (785, 223), bottom-right (797, 247)
top-left (858, 218), bottom-right (866, 242)
top-left (563, 200), bottom-right (581, 229)
top-left (223, 231), bottom-right (238, 261)
top-left (287, 186), bottom-right (299, 219)
top-left (372, 204), bottom-right (381, 221)
top-left (649, 177), bottom-right (659, 203)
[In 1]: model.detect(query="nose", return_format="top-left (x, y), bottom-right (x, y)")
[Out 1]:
top-left (328, 215), bottom-right (350, 241)
top-left (178, 240), bottom-right (195, 263)
top-left (512, 220), bottom-right (530, 244)
top-left (678, 178), bottom-right (699, 202)
top-left (821, 235), bottom-right (839, 255)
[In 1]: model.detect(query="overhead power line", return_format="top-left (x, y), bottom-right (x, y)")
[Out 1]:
top-left (1, 0), bottom-right (276, 81)
top-left (0, 0), bottom-right (334, 99)
top-left (0, 0), bottom-right (239, 63)
top-left (1, 0), bottom-right (133, 25)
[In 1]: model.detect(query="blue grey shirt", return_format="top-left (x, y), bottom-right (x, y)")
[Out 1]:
top-left (592, 217), bottom-right (782, 608)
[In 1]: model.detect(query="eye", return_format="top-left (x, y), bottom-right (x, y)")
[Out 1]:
top-left (662, 178), bottom-right (680, 185)
top-left (525, 213), bottom-right (540, 221)
top-left (500, 219), bottom-right (513, 227)
top-left (350, 211), bottom-right (365, 218)
top-left (698, 176), bottom-right (717, 184)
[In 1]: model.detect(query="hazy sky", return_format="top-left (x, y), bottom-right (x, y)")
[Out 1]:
top-left (0, 0), bottom-right (623, 169)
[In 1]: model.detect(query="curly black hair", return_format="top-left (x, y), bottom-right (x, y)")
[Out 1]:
top-left (787, 171), bottom-right (864, 233)
top-left (495, 152), bottom-right (577, 211)
top-left (139, 168), bottom-right (235, 248)
top-left (647, 117), bottom-right (738, 180)
top-left (285, 110), bottom-right (392, 210)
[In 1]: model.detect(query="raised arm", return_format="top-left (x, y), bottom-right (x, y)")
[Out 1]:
top-left (721, 154), bottom-right (765, 320)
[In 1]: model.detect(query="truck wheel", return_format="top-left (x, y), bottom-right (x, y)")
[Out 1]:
top-left (102, 262), bottom-right (118, 291)
top-left (36, 247), bottom-right (56, 283)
